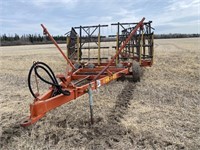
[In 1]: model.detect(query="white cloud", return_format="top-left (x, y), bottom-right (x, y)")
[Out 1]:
top-left (113, 8), bottom-right (140, 23)
top-left (1, 0), bottom-right (199, 34)
top-left (18, 0), bottom-right (79, 8)
top-left (146, 0), bottom-right (199, 33)
top-left (158, 0), bottom-right (199, 24)
top-left (86, 16), bottom-right (113, 25)
top-left (168, 0), bottom-right (199, 10)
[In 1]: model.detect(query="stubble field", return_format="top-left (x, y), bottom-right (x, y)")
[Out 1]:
top-left (0, 38), bottom-right (200, 149)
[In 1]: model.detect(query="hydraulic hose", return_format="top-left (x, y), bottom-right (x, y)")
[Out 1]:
top-left (28, 61), bottom-right (70, 98)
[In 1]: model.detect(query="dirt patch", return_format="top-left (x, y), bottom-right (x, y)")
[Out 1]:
top-left (0, 81), bottom-right (185, 149)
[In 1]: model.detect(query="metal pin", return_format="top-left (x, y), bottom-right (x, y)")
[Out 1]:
top-left (88, 83), bottom-right (94, 125)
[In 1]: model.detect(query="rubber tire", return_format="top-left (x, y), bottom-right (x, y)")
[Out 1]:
top-left (88, 63), bottom-right (95, 69)
top-left (132, 61), bottom-right (141, 82)
top-left (74, 63), bottom-right (81, 69)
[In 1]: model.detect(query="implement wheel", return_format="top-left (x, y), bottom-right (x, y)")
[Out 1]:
top-left (132, 61), bottom-right (141, 82)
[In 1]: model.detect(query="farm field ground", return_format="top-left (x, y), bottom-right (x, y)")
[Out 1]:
top-left (0, 38), bottom-right (200, 149)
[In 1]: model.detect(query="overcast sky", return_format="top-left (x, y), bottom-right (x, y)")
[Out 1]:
top-left (0, 0), bottom-right (199, 35)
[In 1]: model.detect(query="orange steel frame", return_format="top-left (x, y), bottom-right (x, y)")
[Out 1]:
top-left (21, 17), bottom-right (147, 127)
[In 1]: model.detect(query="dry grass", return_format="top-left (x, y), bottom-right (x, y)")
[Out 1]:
top-left (0, 38), bottom-right (200, 149)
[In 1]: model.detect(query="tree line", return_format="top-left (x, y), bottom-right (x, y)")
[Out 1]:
top-left (0, 34), bottom-right (66, 46)
top-left (154, 33), bottom-right (199, 39)
top-left (0, 33), bottom-right (199, 46)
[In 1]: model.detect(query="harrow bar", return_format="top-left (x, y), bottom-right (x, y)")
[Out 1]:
top-left (21, 17), bottom-right (151, 127)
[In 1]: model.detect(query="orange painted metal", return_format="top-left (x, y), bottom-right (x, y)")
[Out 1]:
top-left (21, 67), bottom-right (128, 126)
top-left (41, 24), bottom-right (76, 70)
top-left (21, 18), bottom-right (150, 127)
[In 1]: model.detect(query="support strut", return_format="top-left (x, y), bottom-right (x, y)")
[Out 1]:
top-left (41, 24), bottom-right (76, 70)
top-left (88, 84), bottom-right (94, 125)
